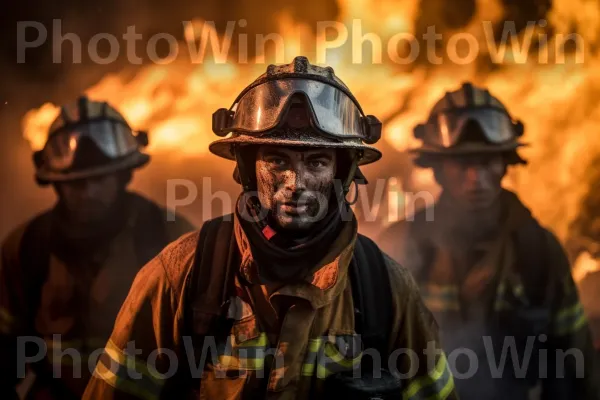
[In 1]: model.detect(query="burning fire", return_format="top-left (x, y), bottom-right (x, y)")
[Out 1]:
top-left (21, 0), bottom-right (600, 287)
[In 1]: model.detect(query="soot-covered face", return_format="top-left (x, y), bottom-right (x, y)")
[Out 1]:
top-left (54, 173), bottom-right (126, 225)
top-left (255, 145), bottom-right (337, 232)
top-left (435, 154), bottom-right (506, 211)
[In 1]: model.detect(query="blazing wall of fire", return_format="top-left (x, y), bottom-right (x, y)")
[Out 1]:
top-left (19, 0), bottom-right (600, 317)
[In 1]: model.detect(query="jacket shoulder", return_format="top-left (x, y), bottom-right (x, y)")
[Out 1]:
top-left (381, 251), bottom-right (421, 296)
top-left (1, 210), bottom-right (53, 266)
top-left (152, 230), bottom-right (200, 297)
top-left (129, 191), bottom-right (197, 242)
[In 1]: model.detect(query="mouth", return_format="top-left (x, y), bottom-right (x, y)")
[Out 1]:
top-left (279, 201), bottom-right (308, 215)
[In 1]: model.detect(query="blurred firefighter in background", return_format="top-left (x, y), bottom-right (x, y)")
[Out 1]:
top-left (83, 56), bottom-right (457, 400)
top-left (378, 82), bottom-right (599, 399)
top-left (0, 97), bottom-right (195, 400)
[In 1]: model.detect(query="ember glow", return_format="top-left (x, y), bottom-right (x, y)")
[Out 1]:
top-left (21, 0), bottom-right (600, 288)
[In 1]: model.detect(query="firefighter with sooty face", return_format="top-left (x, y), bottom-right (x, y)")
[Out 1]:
top-left (378, 82), bottom-right (600, 400)
top-left (83, 56), bottom-right (458, 400)
top-left (0, 97), bottom-right (195, 399)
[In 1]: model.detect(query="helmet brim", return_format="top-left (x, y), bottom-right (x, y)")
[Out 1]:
top-left (35, 152), bottom-right (150, 185)
top-left (209, 134), bottom-right (382, 166)
top-left (408, 141), bottom-right (528, 156)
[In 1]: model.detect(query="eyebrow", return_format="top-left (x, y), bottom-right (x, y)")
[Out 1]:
top-left (262, 149), bottom-right (291, 159)
top-left (304, 151), bottom-right (334, 160)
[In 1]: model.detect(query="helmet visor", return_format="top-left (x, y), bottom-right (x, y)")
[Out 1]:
top-left (423, 108), bottom-right (517, 148)
top-left (230, 79), bottom-right (365, 139)
top-left (44, 121), bottom-right (139, 170)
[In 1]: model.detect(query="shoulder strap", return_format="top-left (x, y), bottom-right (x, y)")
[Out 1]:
top-left (132, 195), bottom-right (169, 266)
top-left (185, 214), bottom-right (236, 336)
top-left (351, 234), bottom-right (393, 356)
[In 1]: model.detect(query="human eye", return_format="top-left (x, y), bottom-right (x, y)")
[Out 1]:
top-left (268, 156), bottom-right (287, 168)
top-left (308, 159), bottom-right (329, 169)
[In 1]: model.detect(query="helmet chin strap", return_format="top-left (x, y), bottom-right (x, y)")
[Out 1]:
top-left (233, 145), bottom-right (255, 192)
top-left (341, 150), bottom-right (363, 206)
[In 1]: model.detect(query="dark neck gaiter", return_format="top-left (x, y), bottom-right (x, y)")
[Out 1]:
top-left (235, 192), bottom-right (345, 283)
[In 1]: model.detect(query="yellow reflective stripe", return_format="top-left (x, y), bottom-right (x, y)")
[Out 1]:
top-left (553, 302), bottom-right (587, 336)
top-left (301, 338), bottom-right (323, 376)
top-left (422, 285), bottom-right (460, 312)
top-left (93, 358), bottom-right (159, 400)
top-left (316, 341), bottom-right (362, 379)
top-left (437, 372), bottom-right (456, 400)
top-left (104, 339), bottom-right (164, 384)
top-left (493, 283), bottom-right (510, 310)
top-left (403, 353), bottom-right (454, 400)
top-left (301, 362), bottom-right (315, 376)
top-left (424, 297), bottom-right (460, 312)
top-left (308, 338), bottom-right (323, 352)
top-left (555, 302), bottom-right (583, 321)
top-left (238, 332), bottom-right (268, 347)
top-left (217, 332), bottom-right (268, 371)
top-left (423, 284), bottom-right (458, 295)
top-left (513, 284), bottom-right (525, 298)
top-left (494, 299), bottom-right (512, 311)
top-left (218, 354), bottom-right (264, 370)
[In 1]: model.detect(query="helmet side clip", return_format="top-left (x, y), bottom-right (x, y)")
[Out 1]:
top-left (212, 108), bottom-right (235, 137)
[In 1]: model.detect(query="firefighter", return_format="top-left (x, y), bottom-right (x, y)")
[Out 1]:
top-left (378, 82), bottom-right (600, 400)
top-left (0, 97), bottom-right (195, 399)
top-left (83, 56), bottom-right (458, 399)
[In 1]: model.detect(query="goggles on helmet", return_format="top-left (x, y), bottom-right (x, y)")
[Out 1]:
top-left (212, 78), bottom-right (382, 144)
top-left (43, 119), bottom-right (147, 171)
top-left (415, 107), bottom-right (522, 148)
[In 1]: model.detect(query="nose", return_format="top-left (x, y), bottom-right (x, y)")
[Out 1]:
top-left (283, 167), bottom-right (307, 193)
top-left (465, 165), bottom-right (486, 187)
top-left (75, 178), bottom-right (102, 198)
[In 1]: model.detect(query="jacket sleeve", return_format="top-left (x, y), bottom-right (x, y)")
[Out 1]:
top-left (83, 234), bottom-right (196, 400)
top-left (384, 253), bottom-right (459, 400)
top-left (542, 231), bottom-right (600, 400)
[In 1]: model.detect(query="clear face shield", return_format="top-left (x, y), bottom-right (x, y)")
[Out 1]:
top-left (212, 78), bottom-right (382, 144)
top-left (415, 107), bottom-right (522, 148)
top-left (42, 120), bottom-right (146, 171)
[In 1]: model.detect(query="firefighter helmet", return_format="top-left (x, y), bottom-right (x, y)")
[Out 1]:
top-left (410, 82), bottom-right (526, 158)
top-left (208, 56), bottom-right (383, 166)
top-left (33, 96), bottom-right (150, 185)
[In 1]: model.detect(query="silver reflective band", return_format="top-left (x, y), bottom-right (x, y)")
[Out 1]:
top-left (230, 79), bottom-right (366, 139)
top-left (424, 108), bottom-right (516, 148)
top-left (44, 121), bottom-right (139, 170)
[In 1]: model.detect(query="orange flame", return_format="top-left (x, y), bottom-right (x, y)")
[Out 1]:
top-left (20, 0), bottom-right (600, 282)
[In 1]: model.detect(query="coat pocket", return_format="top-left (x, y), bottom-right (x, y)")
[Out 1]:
top-left (199, 314), bottom-right (268, 399)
